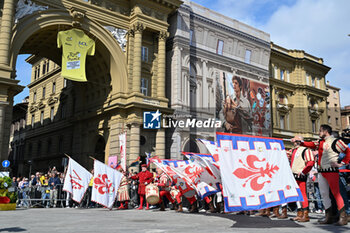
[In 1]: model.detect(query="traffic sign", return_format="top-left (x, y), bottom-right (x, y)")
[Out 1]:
top-left (2, 160), bottom-right (10, 168)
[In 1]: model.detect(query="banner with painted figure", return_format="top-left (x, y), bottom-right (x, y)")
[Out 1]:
top-left (216, 132), bottom-right (303, 212)
top-left (151, 158), bottom-right (221, 199)
top-left (216, 72), bottom-right (271, 136)
top-left (91, 160), bottom-right (123, 209)
top-left (197, 139), bottom-right (219, 162)
top-left (119, 132), bottom-right (127, 172)
top-left (108, 156), bottom-right (118, 169)
top-left (63, 158), bottom-right (93, 203)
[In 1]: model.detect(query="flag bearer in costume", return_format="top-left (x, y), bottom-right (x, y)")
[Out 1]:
top-left (117, 169), bottom-right (130, 210)
top-left (298, 124), bottom-right (350, 226)
top-left (131, 164), bottom-right (153, 210)
top-left (284, 135), bottom-right (315, 222)
top-left (155, 168), bottom-right (176, 211)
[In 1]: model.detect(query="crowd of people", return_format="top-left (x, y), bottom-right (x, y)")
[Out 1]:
top-left (10, 124), bottom-right (350, 226)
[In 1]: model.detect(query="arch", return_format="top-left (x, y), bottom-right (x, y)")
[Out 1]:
top-left (10, 9), bottom-right (128, 94)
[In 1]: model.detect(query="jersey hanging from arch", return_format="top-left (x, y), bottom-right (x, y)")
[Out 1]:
top-left (57, 28), bottom-right (95, 82)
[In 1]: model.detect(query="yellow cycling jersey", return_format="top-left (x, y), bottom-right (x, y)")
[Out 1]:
top-left (57, 28), bottom-right (95, 82)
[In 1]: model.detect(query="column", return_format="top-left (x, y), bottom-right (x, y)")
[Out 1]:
top-left (129, 123), bottom-right (140, 170)
top-left (157, 31), bottom-right (167, 98)
top-left (127, 29), bottom-right (134, 91)
top-left (132, 23), bottom-right (143, 93)
top-left (0, 0), bottom-right (15, 65)
top-left (155, 128), bottom-right (165, 159)
top-left (0, 102), bottom-right (9, 161)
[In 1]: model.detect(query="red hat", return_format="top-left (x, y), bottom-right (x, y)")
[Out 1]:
top-left (141, 164), bottom-right (147, 168)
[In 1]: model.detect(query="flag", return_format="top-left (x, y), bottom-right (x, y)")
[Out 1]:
top-left (108, 156), bottom-right (118, 169)
top-left (151, 158), bottom-right (196, 199)
top-left (129, 156), bottom-right (140, 167)
top-left (197, 139), bottom-right (219, 162)
top-left (119, 132), bottom-right (127, 172)
top-left (216, 132), bottom-right (303, 212)
top-left (63, 158), bottom-right (92, 203)
top-left (182, 152), bottom-right (221, 183)
top-left (145, 152), bottom-right (151, 166)
top-left (151, 157), bottom-right (221, 199)
top-left (91, 160), bottom-right (123, 209)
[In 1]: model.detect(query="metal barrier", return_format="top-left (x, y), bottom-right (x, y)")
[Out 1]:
top-left (17, 184), bottom-right (68, 208)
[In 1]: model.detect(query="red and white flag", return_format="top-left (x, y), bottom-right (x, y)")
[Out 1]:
top-left (63, 158), bottom-right (92, 203)
top-left (119, 132), bottom-right (127, 172)
top-left (91, 160), bottom-right (123, 209)
top-left (198, 139), bottom-right (219, 162)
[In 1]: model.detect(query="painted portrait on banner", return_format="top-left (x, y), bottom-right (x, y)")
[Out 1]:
top-left (216, 71), bottom-right (271, 136)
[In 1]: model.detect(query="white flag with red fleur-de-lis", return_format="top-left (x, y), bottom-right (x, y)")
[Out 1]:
top-left (91, 160), bottom-right (123, 209)
top-left (63, 158), bottom-right (93, 203)
top-left (216, 132), bottom-right (303, 212)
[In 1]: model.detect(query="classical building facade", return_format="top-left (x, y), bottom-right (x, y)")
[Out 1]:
top-left (166, 0), bottom-right (271, 158)
top-left (8, 97), bottom-right (28, 176)
top-left (0, 0), bottom-right (182, 173)
top-left (341, 106), bottom-right (350, 130)
top-left (326, 81), bottom-right (341, 134)
top-left (269, 42), bottom-right (330, 148)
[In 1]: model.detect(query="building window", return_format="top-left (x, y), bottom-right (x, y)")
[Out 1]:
top-left (280, 115), bottom-right (285, 129)
top-left (336, 117), bottom-right (339, 125)
top-left (40, 111), bottom-right (44, 125)
top-left (34, 67), bottom-right (37, 80)
top-left (50, 107), bottom-right (54, 122)
top-left (306, 74), bottom-right (310, 85)
top-left (280, 69), bottom-right (285, 81)
top-left (31, 114), bottom-right (35, 128)
top-left (217, 40), bottom-right (224, 55)
top-left (140, 78), bottom-right (149, 96)
top-left (46, 61), bottom-right (50, 73)
top-left (274, 66), bottom-right (278, 79)
top-left (141, 46), bottom-right (148, 62)
top-left (52, 82), bottom-right (56, 94)
top-left (335, 103), bottom-right (338, 111)
top-left (42, 86), bottom-right (46, 99)
top-left (33, 92), bottom-right (37, 102)
top-left (328, 116), bottom-right (331, 123)
top-left (37, 141), bottom-right (42, 157)
top-left (312, 120), bottom-right (316, 133)
top-left (63, 78), bottom-right (67, 88)
top-left (312, 77), bottom-right (315, 87)
top-left (42, 62), bottom-right (46, 75)
top-left (189, 30), bottom-right (193, 46)
top-left (333, 90), bottom-right (337, 99)
top-left (244, 50), bottom-right (251, 64)
top-left (47, 139), bottom-right (52, 154)
top-left (326, 101), bottom-right (329, 109)
top-left (58, 137), bottom-right (63, 153)
top-left (286, 70), bottom-right (290, 82)
top-left (316, 78), bottom-right (320, 88)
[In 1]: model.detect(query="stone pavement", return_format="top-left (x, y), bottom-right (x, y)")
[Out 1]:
top-left (0, 208), bottom-right (349, 233)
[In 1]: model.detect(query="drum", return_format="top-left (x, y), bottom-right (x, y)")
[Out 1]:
top-left (145, 184), bottom-right (159, 205)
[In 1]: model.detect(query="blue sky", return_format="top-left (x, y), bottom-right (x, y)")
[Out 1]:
top-left (14, 0), bottom-right (350, 106)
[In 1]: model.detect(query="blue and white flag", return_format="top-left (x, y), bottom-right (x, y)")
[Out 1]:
top-left (216, 132), bottom-right (303, 212)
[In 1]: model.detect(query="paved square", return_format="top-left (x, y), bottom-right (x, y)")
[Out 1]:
top-left (0, 208), bottom-right (349, 233)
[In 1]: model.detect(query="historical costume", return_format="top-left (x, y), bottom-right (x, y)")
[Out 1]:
top-left (117, 175), bottom-right (130, 210)
top-left (130, 164), bottom-right (153, 210)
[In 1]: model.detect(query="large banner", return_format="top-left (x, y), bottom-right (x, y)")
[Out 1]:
top-left (119, 132), bottom-right (127, 172)
top-left (63, 158), bottom-right (92, 203)
top-left (91, 160), bottom-right (123, 209)
top-left (216, 132), bottom-right (303, 212)
top-left (151, 158), bottom-right (220, 199)
top-left (216, 72), bottom-right (271, 136)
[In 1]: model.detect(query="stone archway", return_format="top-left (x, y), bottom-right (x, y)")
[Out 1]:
top-left (10, 9), bottom-right (128, 95)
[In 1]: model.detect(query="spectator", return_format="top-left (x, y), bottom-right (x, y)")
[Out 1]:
top-left (20, 177), bottom-right (29, 207)
top-left (41, 174), bottom-right (50, 208)
top-left (48, 172), bottom-right (61, 208)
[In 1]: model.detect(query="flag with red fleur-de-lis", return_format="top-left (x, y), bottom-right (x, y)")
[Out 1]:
top-left (63, 158), bottom-right (92, 203)
top-left (216, 132), bottom-right (303, 212)
top-left (91, 160), bottom-right (123, 209)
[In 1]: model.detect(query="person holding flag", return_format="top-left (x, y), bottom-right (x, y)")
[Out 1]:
top-left (130, 164), bottom-right (153, 210)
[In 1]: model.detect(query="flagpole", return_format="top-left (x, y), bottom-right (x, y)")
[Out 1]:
top-left (64, 153), bottom-right (71, 159)
top-left (89, 156), bottom-right (96, 160)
